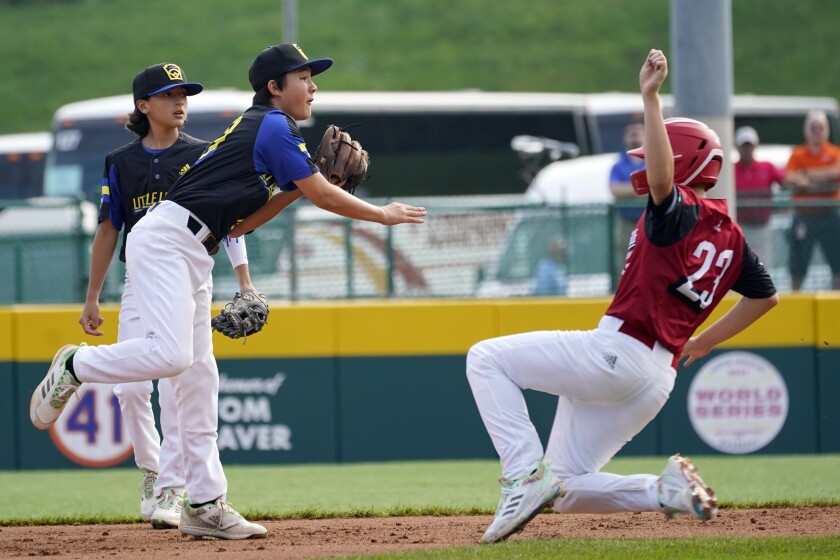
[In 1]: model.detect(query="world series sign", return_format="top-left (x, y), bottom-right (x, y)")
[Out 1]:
top-left (687, 351), bottom-right (789, 454)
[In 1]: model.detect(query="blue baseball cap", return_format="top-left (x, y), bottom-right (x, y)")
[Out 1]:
top-left (133, 63), bottom-right (204, 101)
top-left (248, 43), bottom-right (333, 91)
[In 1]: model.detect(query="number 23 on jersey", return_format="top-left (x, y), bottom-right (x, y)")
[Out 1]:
top-left (670, 240), bottom-right (735, 312)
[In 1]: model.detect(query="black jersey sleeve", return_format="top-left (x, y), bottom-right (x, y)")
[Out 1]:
top-left (645, 187), bottom-right (700, 247)
top-left (732, 238), bottom-right (777, 298)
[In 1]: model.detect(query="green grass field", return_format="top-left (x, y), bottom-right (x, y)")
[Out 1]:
top-left (354, 538), bottom-right (840, 560)
top-left (2, 455), bottom-right (838, 524)
top-left (3, 456), bottom-right (838, 558)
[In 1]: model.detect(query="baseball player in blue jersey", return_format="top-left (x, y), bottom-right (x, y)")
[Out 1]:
top-left (31, 43), bottom-right (426, 540)
top-left (80, 63), bottom-right (258, 530)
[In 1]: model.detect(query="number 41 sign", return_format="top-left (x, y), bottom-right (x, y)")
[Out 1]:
top-left (49, 384), bottom-right (134, 467)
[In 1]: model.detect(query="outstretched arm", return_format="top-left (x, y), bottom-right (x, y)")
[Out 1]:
top-left (680, 294), bottom-right (779, 367)
top-left (294, 172), bottom-right (427, 226)
top-left (639, 49), bottom-right (674, 205)
top-left (228, 190), bottom-right (306, 237)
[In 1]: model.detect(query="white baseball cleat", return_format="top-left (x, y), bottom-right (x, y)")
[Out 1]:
top-left (179, 496), bottom-right (267, 540)
top-left (151, 487), bottom-right (184, 529)
top-left (658, 453), bottom-right (718, 521)
top-left (139, 468), bottom-right (158, 522)
top-left (30, 344), bottom-right (82, 430)
top-left (481, 461), bottom-right (565, 544)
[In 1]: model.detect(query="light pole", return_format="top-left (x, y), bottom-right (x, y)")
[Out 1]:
top-left (283, 0), bottom-right (298, 44)
top-left (670, 0), bottom-right (735, 217)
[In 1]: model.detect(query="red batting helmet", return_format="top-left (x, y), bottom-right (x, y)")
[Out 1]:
top-left (628, 117), bottom-right (724, 194)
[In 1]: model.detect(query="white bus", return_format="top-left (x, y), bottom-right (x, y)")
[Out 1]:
top-left (44, 89), bottom-right (840, 204)
top-left (0, 132), bottom-right (52, 200)
top-left (44, 89), bottom-right (683, 204)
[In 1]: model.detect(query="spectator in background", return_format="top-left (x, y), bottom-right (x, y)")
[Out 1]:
top-left (734, 126), bottom-right (784, 268)
top-left (783, 110), bottom-right (840, 291)
top-left (531, 238), bottom-right (568, 296)
top-left (609, 120), bottom-right (646, 282)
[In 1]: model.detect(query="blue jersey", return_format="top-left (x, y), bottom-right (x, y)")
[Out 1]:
top-left (167, 104), bottom-right (319, 240)
top-left (99, 133), bottom-right (208, 261)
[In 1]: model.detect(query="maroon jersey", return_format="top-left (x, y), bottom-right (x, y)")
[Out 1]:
top-left (606, 185), bottom-right (776, 356)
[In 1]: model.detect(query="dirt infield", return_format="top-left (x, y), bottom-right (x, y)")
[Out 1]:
top-left (1, 507), bottom-right (837, 559)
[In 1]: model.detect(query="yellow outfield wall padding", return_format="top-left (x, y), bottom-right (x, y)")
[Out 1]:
top-left (13, 303), bottom-right (337, 362)
top-left (211, 302), bottom-right (336, 358)
top-left (17, 305), bottom-right (119, 362)
top-left (497, 298), bottom-right (610, 335)
top-left (2, 293), bottom-right (825, 360)
top-left (336, 299), bottom-right (497, 356)
top-left (697, 293), bottom-right (814, 348)
top-left (815, 292), bottom-right (840, 348)
top-left (0, 309), bottom-right (13, 361)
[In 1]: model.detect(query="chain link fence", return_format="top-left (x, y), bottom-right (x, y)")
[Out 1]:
top-left (0, 196), bottom-right (837, 304)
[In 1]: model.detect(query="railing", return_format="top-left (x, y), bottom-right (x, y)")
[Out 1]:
top-left (0, 196), bottom-right (837, 304)
top-left (0, 197), bottom-right (91, 304)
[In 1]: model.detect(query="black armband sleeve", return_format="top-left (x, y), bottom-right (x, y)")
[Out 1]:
top-left (732, 239), bottom-right (777, 298)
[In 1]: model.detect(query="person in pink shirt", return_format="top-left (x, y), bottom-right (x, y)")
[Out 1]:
top-left (734, 126), bottom-right (784, 268)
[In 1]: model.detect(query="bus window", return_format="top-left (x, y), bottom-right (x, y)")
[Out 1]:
top-left (0, 151), bottom-right (47, 200)
top-left (0, 132), bottom-right (52, 200)
top-left (46, 90), bottom-right (593, 201)
top-left (731, 95), bottom-right (840, 146)
top-left (584, 93), bottom-right (840, 155)
top-left (588, 112), bottom-right (647, 154)
top-left (302, 100), bottom-right (583, 197)
top-left (733, 114), bottom-right (840, 145)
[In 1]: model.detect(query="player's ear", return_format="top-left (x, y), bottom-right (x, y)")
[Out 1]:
top-left (268, 79), bottom-right (283, 95)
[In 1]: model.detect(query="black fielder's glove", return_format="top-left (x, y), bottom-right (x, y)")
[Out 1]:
top-left (211, 290), bottom-right (269, 341)
top-left (315, 124), bottom-right (370, 195)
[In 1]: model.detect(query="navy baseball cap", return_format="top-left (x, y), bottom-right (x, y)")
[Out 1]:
top-left (248, 43), bottom-right (333, 91)
top-left (133, 63), bottom-right (204, 101)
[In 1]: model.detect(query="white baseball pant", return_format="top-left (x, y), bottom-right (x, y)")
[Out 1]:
top-left (73, 200), bottom-right (226, 504)
top-left (466, 315), bottom-right (676, 514)
top-left (112, 270), bottom-right (186, 495)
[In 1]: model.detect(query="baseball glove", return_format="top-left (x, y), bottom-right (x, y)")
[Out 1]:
top-left (211, 290), bottom-right (269, 341)
top-left (315, 124), bottom-right (370, 194)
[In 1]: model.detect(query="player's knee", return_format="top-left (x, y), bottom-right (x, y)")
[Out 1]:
top-left (113, 381), bottom-right (154, 400)
top-left (466, 341), bottom-right (491, 380)
top-left (166, 350), bottom-right (193, 376)
top-left (152, 341), bottom-right (193, 376)
top-left (147, 336), bottom-right (193, 379)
